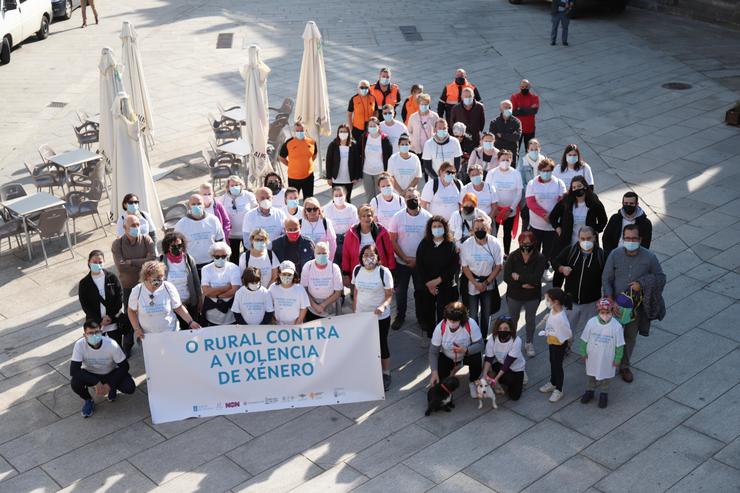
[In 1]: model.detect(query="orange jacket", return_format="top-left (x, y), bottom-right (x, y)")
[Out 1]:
top-left (402, 95), bottom-right (419, 125)
top-left (443, 80), bottom-right (476, 105)
top-left (369, 82), bottom-right (400, 110)
top-left (349, 94), bottom-right (377, 131)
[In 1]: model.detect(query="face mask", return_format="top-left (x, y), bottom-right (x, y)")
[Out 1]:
top-left (190, 205), bottom-right (203, 217)
top-left (455, 77), bottom-right (466, 85)
top-left (572, 188), bottom-right (586, 197)
top-left (170, 244), bottom-right (183, 256)
top-left (214, 258), bottom-right (226, 268)
top-left (482, 142), bottom-right (494, 151)
top-left (229, 186), bottom-right (241, 196)
top-left (126, 203), bottom-right (139, 214)
top-left (446, 319), bottom-right (461, 330)
top-left (546, 299), bottom-right (553, 309)
top-left (419, 104), bottom-right (429, 112)
top-left (333, 196), bottom-right (345, 206)
top-left (436, 130), bottom-right (448, 139)
top-left (381, 186), bottom-right (393, 196)
top-left (89, 263), bottom-right (103, 274)
top-left (247, 282), bottom-right (261, 291)
top-left (253, 240), bottom-right (266, 251)
top-left (474, 230), bottom-right (487, 240)
top-left (151, 278), bottom-right (163, 288)
top-left (624, 241), bottom-right (640, 252)
top-left (566, 155), bottom-right (579, 165)
top-left (432, 226), bottom-right (444, 238)
top-left (87, 334), bottom-right (103, 346)
top-left (380, 77), bottom-right (389, 85)
top-left (287, 199), bottom-right (299, 209)
top-left (499, 160), bottom-right (511, 170)
top-left (502, 109), bottom-right (513, 118)
top-left (471, 175), bottom-right (482, 185)
top-left (383, 113), bottom-right (393, 122)
top-left (399, 144), bottom-right (410, 153)
top-left (623, 204), bottom-right (637, 216)
top-left (540, 171), bottom-right (552, 181)
top-left (286, 231), bottom-right (301, 241)
top-left (267, 182), bottom-right (280, 194)
top-left (462, 206), bottom-right (474, 215)
top-left (259, 199), bottom-right (272, 210)
top-left (368, 126), bottom-right (379, 135)
top-left (497, 331), bottom-right (512, 342)
top-left (280, 274), bottom-right (293, 285)
top-left (527, 150), bottom-right (539, 160)
top-left (406, 198), bottom-right (419, 210)
top-left (128, 227), bottom-right (140, 238)
top-left (579, 240), bottom-right (594, 251)
top-left (201, 194), bottom-right (213, 207)
top-left (463, 97), bottom-right (473, 106)
top-left (363, 256), bottom-right (378, 268)
top-left (599, 312), bottom-right (612, 322)
top-left (315, 253), bottom-right (329, 265)
top-left (338, 132), bottom-right (349, 141)
top-left (442, 173), bottom-right (454, 184)
top-left (295, 131), bottom-right (305, 140)
top-left (359, 88), bottom-right (369, 96)
top-left (520, 244), bottom-right (533, 253)
top-left (521, 88), bottom-right (530, 95)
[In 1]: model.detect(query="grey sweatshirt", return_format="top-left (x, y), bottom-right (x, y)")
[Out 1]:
top-left (602, 246), bottom-right (663, 298)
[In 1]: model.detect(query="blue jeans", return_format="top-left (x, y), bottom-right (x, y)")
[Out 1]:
top-left (551, 12), bottom-right (570, 43)
top-left (393, 262), bottom-right (421, 320)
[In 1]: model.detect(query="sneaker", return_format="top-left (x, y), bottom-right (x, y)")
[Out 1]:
top-left (543, 268), bottom-right (554, 282)
top-left (382, 373), bottom-right (391, 392)
top-left (420, 337), bottom-right (430, 349)
top-left (549, 389), bottom-right (563, 402)
top-left (391, 317), bottom-right (404, 331)
top-left (619, 368), bottom-right (634, 383)
top-left (525, 343), bottom-right (536, 357)
top-left (598, 393), bottom-right (608, 408)
top-left (539, 382), bottom-right (556, 393)
top-left (522, 371), bottom-right (529, 386)
top-left (563, 41), bottom-right (569, 46)
top-left (81, 399), bottom-right (95, 418)
top-left (469, 382), bottom-right (478, 399)
top-left (580, 390), bottom-right (594, 404)
top-left (107, 388), bottom-right (117, 402)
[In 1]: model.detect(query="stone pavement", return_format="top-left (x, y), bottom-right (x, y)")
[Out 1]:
top-left (1, 0), bottom-right (740, 491)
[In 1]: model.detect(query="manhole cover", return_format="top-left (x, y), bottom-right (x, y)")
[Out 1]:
top-left (662, 82), bottom-right (692, 90)
top-left (216, 33), bottom-right (233, 49)
top-left (47, 101), bottom-right (68, 108)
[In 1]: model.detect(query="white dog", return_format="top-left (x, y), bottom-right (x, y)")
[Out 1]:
top-left (475, 379), bottom-right (498, 409)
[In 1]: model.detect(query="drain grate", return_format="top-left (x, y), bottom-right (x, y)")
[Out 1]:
top-left (47, 101), bottom-right (68, 108)
top-left (216, 33), bottom-right (234, 49)
top-left (662, 82), bottom-right (692, 90)
top-left (399, 26), bottom-right (423, 42)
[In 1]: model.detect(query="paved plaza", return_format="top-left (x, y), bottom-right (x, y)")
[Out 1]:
top-left (1, 0), bottom-right (740, 491)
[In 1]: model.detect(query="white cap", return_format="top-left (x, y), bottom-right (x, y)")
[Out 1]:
top-left (279, 260), bottom-right (296, 274)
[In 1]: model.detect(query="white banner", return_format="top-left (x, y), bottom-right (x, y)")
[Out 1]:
top-left (142, 313), bottom-right (384, 424)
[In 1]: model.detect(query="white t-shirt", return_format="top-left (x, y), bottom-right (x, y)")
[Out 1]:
top-left (571, 202), bottom-right (589, 244)
top-left (115, 211), bottom-right (156, 238)
top-left (486, 167), bottom-right (523, 211)
top-left (352, 266), bottom-right (394, 319)
top-left (460, 182), bottom-right (498, 215)
top-left (335, 145), bottom-right (352, 184)
top-left (280, 205), bottom-right (303, 220)
top-left (242, 207), bottom-right (287, 247)
top-left (553, 162), bottom-right (595, 188)
top-left (360, 231), bottom-right (375, 249)
top-left (301, 218), bottom-right (334, 253)
top-left (269, 283), bottom-right (310, 324)
top-left (128, 281), bottom-right (182, 334)
top-left (219, 191), bottom-right (257, 238)
top-left (165, 260), bottom-right (190, 303)
top-left (431, 319), bottom-right (483, 361)
top-left (238, 250), bottom-right (279, 288)
top-left (389, 208), bottom-right (432, 264)
top-left (387, 152), bottom-right (422, 191)
top-left (232, 286), bottom-right (273, 325)
top-left (421, 137), bottom-right (462, 175)
top-left (525, 177), bottom-right (567, 231)
top-left (449, 210), bottom-right (484, 247)
top-left (380, 120), bottom-right (409, 153)
top-left (201, 262), bottom-right (241, 325)
top-left (174, 216), bottom-right (224, 264)
top-left (421, 179), bottom-right (461, 220)
top-left (301, 261), bottom-right (343, 313)
top-left (581, 316), bottom-right (625, 380)
top-left (543, 310), bottom-right (572, 344)
top-left (484, 335), bottom-right (526, 372)
top-left (460, 235), bottom-right (504, 295)
top-left (91, 274), bottom-right (117, 333)
top-left (273, 189), bottom-right (286, 208)
top-left (364, 135), bottom-right (385, 175)
top-left (71, 336), bottom-right (126, 375)
top-left (370, 193), bottom-right (405, 229)
top-left (323, 202), bottom-right (358, 236)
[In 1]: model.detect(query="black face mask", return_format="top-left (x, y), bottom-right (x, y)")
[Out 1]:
top-left (572, 188), bottom-right (586, 197)
top-left (521, 88), bottom-right (530, 95)
top-left (520, 245), bottom-right (533, 253)
top-left (267, 182), bottom-right (280, 194)
top-left (455, 77), bottom-right (466, 85)
top-left (406, 198), bottom-right (419, 210)
top-left (623, 204), bottom-right (637, 215)
top-left (498, 332), bottom-right (512, 342)
top-left (474, 230), bottom-right (487, 240)
top-left (462, 206), bottom-right (474, 215)
top-left (170, 245), bottom-right (182, 256)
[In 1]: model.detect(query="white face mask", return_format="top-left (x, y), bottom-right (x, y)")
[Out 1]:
top-left (499, 160), bottom-right (511, 170)
top-left (280, 274), bottom-right (293, 285)
top-left (338, 132), bottom-right (349, 141)
top-left (579, 240), bottom-right (594, 251)
top-left (333, 196), bottom-right (345, 206)
top-left (259, 199), bottom-right (272, 210)
top-left (247, 282), bottom-right (261, 291)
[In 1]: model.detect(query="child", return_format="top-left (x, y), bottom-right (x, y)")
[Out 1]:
top-left (579, 298), bottom-right (625, 408)
top-left (232, 267), bottom-right (274, 325)
top-left (538, 288), bottom-right (572, 402)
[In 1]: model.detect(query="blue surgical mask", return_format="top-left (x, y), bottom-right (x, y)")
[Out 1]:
top-left (190, 205), bottom-right (203, 216)
top-left (471, 175), bottom-right (482, 185)
top-left (368, 126), bottom-right (379, 135)
top-left (624, 241), bottom-right (640, 252)
top-left (399, 144), bottom-right (410, 153)
top-left (126, 203), bottom-right (139, 214)
top-left (87, 334), bottom-right (102, 346)
top-left (315, 253), bottom-right (329, 265)
top-left (502, 109), bottom-right (513, 118)
top-left (380, 77), bottom-right (389, 85)
top-left (463, 97), bottom-right (473, 106)
top-left (443, 173), bottom-right (454, 184)
top-left (253, 241), bottom-right (266, 251)
top-left (436, 130), bottom-right (448, 139)
top-left (129, 227), bottom-right (140, 238)
top-left (229, 186), bottom-right (241, 196)
top-left (527, 150), bottom-right (539, 160)
top-left (287, 199), bottom-right (299, 209)
top-left (214, 258), bottom-right (226, 268)
top-left (419, 104), bottom-right (429, 112)
top-left (540, 171), bottom-right (552, 181)
top-left (432, 227), bottom-right (444, 238)
top-left (566, 155), bottom-right (579, 165)
top-left (359, 88), bottom-right (369, 96)
top-left (383, 113), bottom-right (393, 122)
top-left (482, 142), bottom-right (494, 150)
top-left (295, 131), bottom-right (305, 139)
top-left (381, 186), bottom-right (393, 196)
top-left (89, 263), bottom-right (103, 274)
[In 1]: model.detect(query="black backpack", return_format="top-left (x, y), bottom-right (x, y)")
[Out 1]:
top-left (352, 265), bottom-right (387, 287)
top-left (432, 177), bottom-right (462, 194)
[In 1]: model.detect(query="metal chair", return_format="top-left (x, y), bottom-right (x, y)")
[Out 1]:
top-left (38, 144), bottom-right (56, 164)
top-left (269, 97), bottom-right (294, 118)
top-left (0, 183), bottom-right (27, 202)
top-left (163, 203), bottom-right (188, 233)
top-left (0, 217), bottom-right (24, 258)
top-left (201, 150), bottom-right (235, 189)
top-left (73, 123), bottom-right (99, 149)
top-left (24, 161), bottom-right (65, 195)
top-left (64, 180), bottom-right (108, 243)
top-left (207, 113), bottom-right (241, 142)
top-left (27, 206), bottom-right (75, 267)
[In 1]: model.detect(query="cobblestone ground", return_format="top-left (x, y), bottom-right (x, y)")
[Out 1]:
top-left (0, 0), bottom-right (739, 491)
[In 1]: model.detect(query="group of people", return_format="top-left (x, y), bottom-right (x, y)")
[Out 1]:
top-left (70, 68), bottom-right (665, 418)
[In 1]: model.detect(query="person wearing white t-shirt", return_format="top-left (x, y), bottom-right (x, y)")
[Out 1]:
top-left (428, 301), bottom-right (484, 398)
top-left (201, 242), bottom-right (241, 326)
top-left (242, 187), bottom-right (287, 248)
top-left (239, 228), bottom-right (279, 287)
top-left (232, 267), bottom-right (274, 325)
top-left (160, 232), bottom-right (202, 330)
top-left (460, 163), bottom-right (497, 218)
top-left (114, 193), bottom-right (157, 243)
top-left (323, 187), bottom-right (359, 270)
top-left (174, 194), bottom-right (225, 271)
top-left (538, 288), bottom-right (573, 403)
top-left (300, 197), bottom-right (337, 260)
top-left (352, 244), bottom-right (394, 391)
top-left (481, 317), bottom-right (526, 400)
top-left (486, 149), bottom-right (523, 256)
top-left (301, 242), bottom-right (343, 321)
top-left (449, 192), bottom-right (486, 249)
top-left (519, 139), bottom-right (545, 231)
top-left (379, 104), bottom-right (409, 153)
top-left (387, 134), bottom-right (422, 194)
top-left (220, 175), bottom-right (257, 264)
top-left (421, 161), bottom-right (463, 220)
top-left (70, 321), bottom-right (136, 418)
top-left (269, 260), bottom-right (310, 325)
top-left (360, 117), bottom-right (392, 201)
top-left (553, 144), bottom-right (595, 190)
top-left (421, 119), bottom-right (462, 178)
top-left (280, 187), bottom-right (304, 220)
top-left (370, 173), bottom-right (405, 229)
top-left (128, 261), bottom-right (201, 340)
top-left (199, 182), bottom-right (232, 241)
top-left (264, 172), bottom-right (286, 209)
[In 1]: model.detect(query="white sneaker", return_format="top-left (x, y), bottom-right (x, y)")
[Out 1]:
top-left (522, 371), bottom-right (529, 386)
top-left (525, 343), bottom-right (536, 357)
top-left (539, 382), bottom-right (556, 393)
top-left (549, 389), bottom-right (563, 402)
top-left (469, 382), bottom-right (478, 398)
top-left (543, 268), bottom-right (554, 282)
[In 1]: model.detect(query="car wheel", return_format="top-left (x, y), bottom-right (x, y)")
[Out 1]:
top-left (63, 0), bottom-right (73, 19)
top-left (0, 37), bottom-right (10, 65)
top-left (37, 15), bottom-right (50, 40)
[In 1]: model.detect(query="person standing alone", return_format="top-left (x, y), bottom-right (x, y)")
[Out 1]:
top-left (551, 0), bottom-right (574, 46)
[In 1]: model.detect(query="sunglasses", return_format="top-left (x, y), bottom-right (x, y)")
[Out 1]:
top-left (128, 201), bottom-right (140, 205)
top-left (359, 86), bottom-right (369, 90)
top-left (305, 207), bottom-right (319, 212)
top-left (213, 255), bottom-right (228, 260)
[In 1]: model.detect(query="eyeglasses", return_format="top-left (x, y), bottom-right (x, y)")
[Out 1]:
top-left (128, 201), bottom-right (139, 205)
top-left (305, 207), bottom-right (319, 212)
top-left (213, 255), bottom-right (228, 259)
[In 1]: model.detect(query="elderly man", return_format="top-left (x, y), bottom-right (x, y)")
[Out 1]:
top-left (421, 119), bottom-right (463, 178)
top-left (602, 224), bottom-right (665, 383)
top-left (450, 87), bottom-right (486, 147)
top-left (511, 79), bottom-right (540, 153)
top-left (437, 68), bottom-right (481, 125)
top-left (271, 216), bottom-right (315, 276)
top-left (242, 187), bottom-right (287, 248)
top-left (369, 67), bottom-right (401, 117)
top-left (489, 99), bottom-right (523, 167)
top-left (175, 194), bottom-right (225, 276)
top-left (347, 79), bottom-right (377, 142)
top-left (111, 214), bottom-right (156, 355)
top-left (278, 121), bottom-right (318, 199)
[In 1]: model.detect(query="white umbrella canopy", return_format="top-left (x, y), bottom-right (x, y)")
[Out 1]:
top-left (240, 44), bottom-right (272, 190)
top-left (294, 21), bottom-right (331, 174)
top-left (120, 21), bottom-right (155, 147)
top-left (98, 47), bottom-right (119, 188)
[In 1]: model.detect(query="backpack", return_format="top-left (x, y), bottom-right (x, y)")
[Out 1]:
top-left (244, 249), bottom-right (274, 266)
top-left (432, 177), bottom-right (462, 195)
top-left (440, 319), bottom-right (471, 336)
top-left (352, 265), bottom-right (387, 287)
top-left (299, 217), bottom-right (328, 231)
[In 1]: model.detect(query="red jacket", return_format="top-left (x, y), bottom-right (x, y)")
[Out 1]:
top-left (341, 222), bottom-right (396, 275)
top-left (510, 91), bottom-right (540, 134)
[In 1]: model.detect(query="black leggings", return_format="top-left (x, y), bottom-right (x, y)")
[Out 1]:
top-left (438, 352), bottom-right (483, 383)
top-left (378, 317), bottom-right (391, 359)
top-left (288, 175), bottom-right (315, 199)
top-left (549, 343), bottom-right (566, 391)
top-left (228, 238), bottom-right (243, 265)
top-left (490, 362), bottom-right (524, 400)
top-left (532, 227), bottom-right (557, 267)
top-left (494, 215), bottom-right (516, 255)
top-left (416, 284), bottom-right (459, 337)
top-left (71, 367), bottom-right (136, 401)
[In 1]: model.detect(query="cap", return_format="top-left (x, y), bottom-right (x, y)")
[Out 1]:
top-left (279, 260), bottom-right (296, 274)
top-left (596, 298), bottom-right (612, 310)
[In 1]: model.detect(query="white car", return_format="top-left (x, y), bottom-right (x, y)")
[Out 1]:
top-left (1, 0), bottom-right (53, 65)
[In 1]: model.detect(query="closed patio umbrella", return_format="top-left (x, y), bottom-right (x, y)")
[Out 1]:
top-left (240, 44), bottom-right (272, 190)
top-left (98, 47), bottom-right (119, 189)
top-left (121, 21), bottom-right (155, 148)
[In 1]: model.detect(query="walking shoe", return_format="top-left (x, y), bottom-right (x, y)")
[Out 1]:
top-left (107, 388), bottom-right (117, 402)
top-left (391, 317), bottom-right (404, 331)
top-left (523, 371), bottom-right (529, 386)
top-left (580, 390), bottom-right (594, 404)
top-left (563, 41), bottom-right (569, 46)
top-left (525, 343), bottom-right (536, 357)
top-left (81, 399), bottom-right (95, 418)
top-left (543, 268), bottom-right (554, 282)
top-left (598, 393), bottom-right (608, 408)
top-left (549, 390), bottom-right (563, 402)
top-left (469, 382), bottom-right (478, 399)
top-left (382, 373), bottom-right (391, 392)
top-left (619, 368), bottom-right (634, 383)
top-left (539, 382), bottom-right (556, 393)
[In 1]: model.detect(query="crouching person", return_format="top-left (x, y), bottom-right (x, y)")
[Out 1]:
top-left (481, 316), bottom-right (526, 401)
top-left (70, 320), bottom-right (136, 418)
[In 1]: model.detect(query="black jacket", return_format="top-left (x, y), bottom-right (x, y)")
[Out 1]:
top-left (553, 244), bottom-right (605, 304)
top-left (549, 194), bottom-right (608, 252)
top-left (272, 235), bottom-right (315, 277)
top-left (325, 139), bottom-right (363, 182)
top-left (78, 270), bottom-right (123, 324)
top-left (488, 115), bottom-right (522, 149)
top-left (359, 132), bottom-right (393, 172)
top-left (551, 0), bottom-right (574, 14)
top-left (602, 208), bottom-right (652, 258)
top-left (504, 249), bottom-right (547, 301)
top-left (415, 239), bottom-right (459, 288)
